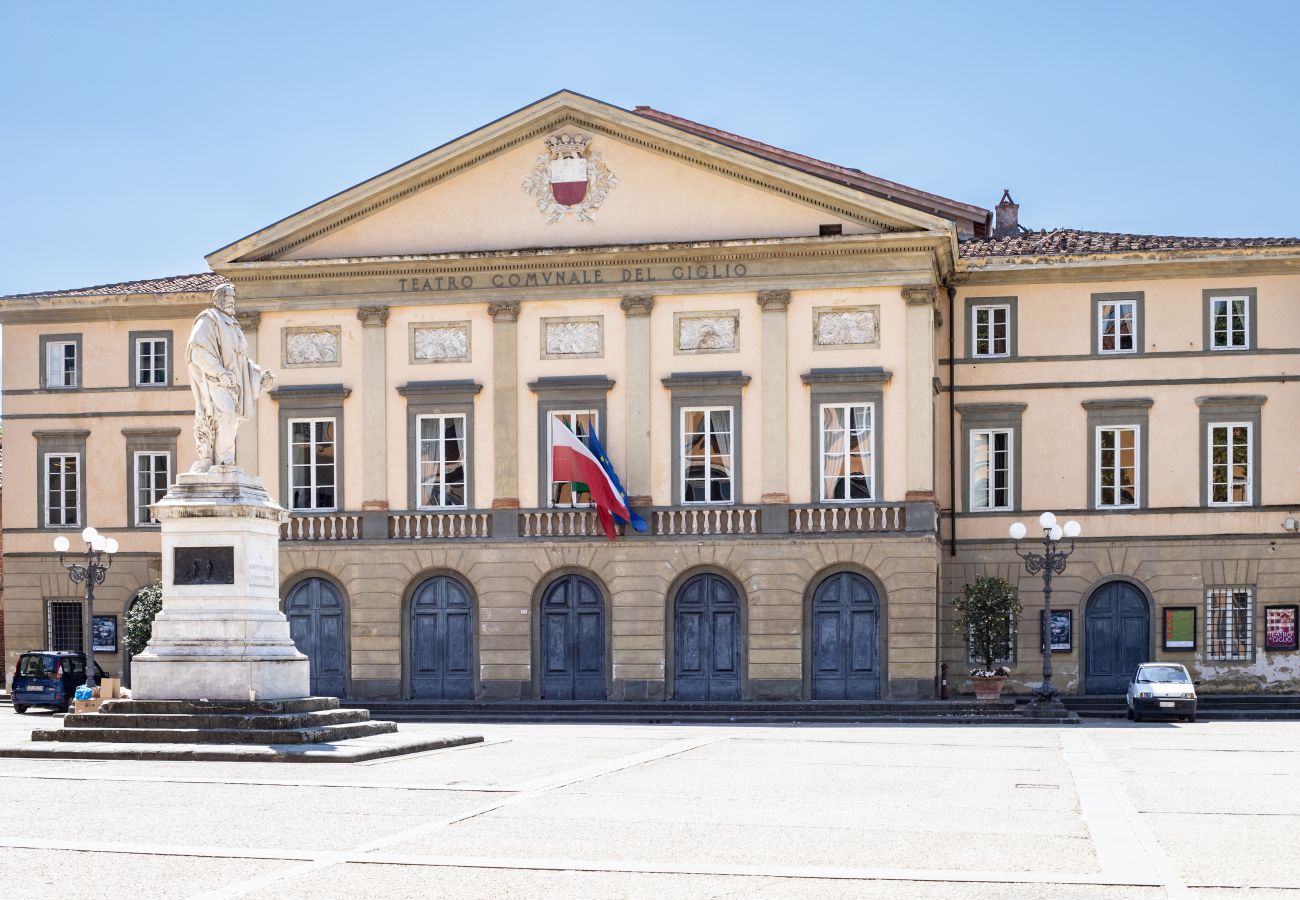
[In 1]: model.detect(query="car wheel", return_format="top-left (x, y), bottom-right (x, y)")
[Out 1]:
top-left (13, 704), bottom-right (27, 714)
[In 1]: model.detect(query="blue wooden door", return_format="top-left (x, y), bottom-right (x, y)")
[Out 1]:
top-left (410, 576), bottom-right (474, 700)
top-left (1084, 581), bottom-right (1149, 694)
top-left (673, 573), bottom-right (742, 700)
top-left (285, 578), bottom-right (347, 697)
top-left (539, 575), bottom-right (606, 700)
top-left (811, 572), bottom-right (880, 700)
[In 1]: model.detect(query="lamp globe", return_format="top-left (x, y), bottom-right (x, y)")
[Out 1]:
top-left (1038, 511), bottom-right (1057, 530)
top-left (1008, 522), bottom-right (1027, 541)
top-left (1063, 520), bottom-right (1082, 539)
top-left (53, 536), bottom-right (70, 553)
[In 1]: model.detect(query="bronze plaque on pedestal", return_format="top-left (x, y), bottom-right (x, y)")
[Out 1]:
top-left (174, 547), bottom-right (235, 585)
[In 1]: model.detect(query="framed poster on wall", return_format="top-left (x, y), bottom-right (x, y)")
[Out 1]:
top-left (1039, 610), bottom-right (1072, 652)
top-left (1264, 605), bottom-right (1299, 651)
top-left (1162, 607), bottom-right (1196, 651)
top-left (92, 615), bottom-right (118, 653)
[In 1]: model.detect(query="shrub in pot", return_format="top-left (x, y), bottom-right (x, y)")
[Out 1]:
top-left (951, 575), bottom-right (1021, 700)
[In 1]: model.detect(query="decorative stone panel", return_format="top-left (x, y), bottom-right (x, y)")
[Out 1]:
top-left (814, 306), bottom-right (881, 350)
top-left (541, 316), bottom-right (603, 359)
top-left (410, 322), bottom-right (471, 364)
top-left (675, 311), bottom-right (739, 354)
top-left (282, 326), bottom-right (341, 368)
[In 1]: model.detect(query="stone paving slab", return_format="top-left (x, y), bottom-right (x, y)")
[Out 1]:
top-left (0, 730), bottom-right (482, 762)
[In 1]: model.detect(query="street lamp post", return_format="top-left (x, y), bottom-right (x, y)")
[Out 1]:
top-left (1009, 512), bottom-right (1080, 715)
top-left (53, 527), bottom-right (118, 696)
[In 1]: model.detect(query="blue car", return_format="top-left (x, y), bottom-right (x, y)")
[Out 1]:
top-left (11, 651), bottom-right (108, 714)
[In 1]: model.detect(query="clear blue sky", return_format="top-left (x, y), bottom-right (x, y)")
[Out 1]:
top-left (2, 1), bottom-right (1296, 296)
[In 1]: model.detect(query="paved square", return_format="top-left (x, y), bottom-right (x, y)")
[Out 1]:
top-left (0, 707), bottom-right (1296, 898)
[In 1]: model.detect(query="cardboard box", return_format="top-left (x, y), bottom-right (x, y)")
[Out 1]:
top-left (73, 698), bottom-right (103, 715)
top-left (99, 678), bottom-right (121, 699)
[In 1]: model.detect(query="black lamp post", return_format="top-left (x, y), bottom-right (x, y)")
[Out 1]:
top-left (53, 527), bottom-right (117, 695)
top-left (1009, 512), bottom-right (1080, 715)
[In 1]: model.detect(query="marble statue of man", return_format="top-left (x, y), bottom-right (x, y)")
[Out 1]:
top-left (186, 284), bottom-right (274, 472)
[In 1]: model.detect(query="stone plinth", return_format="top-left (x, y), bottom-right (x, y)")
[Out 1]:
top-left (130, 467), bottom-right (310, 701)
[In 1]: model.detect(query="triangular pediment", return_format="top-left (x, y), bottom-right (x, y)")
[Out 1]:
top-left (207, 91), bottom-right (951, 267)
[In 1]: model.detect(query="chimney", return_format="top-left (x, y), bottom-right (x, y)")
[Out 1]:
top-left (993, 189), bottom-right (1020, 239)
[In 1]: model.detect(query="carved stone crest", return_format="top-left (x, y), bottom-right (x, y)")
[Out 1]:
top-left (523, 133), bottom-right (617, 223)
top-left (542, 317), bottom-right (603, 358)
top-left (814, 306), bottom-right (881, 349)
top-left (676, 312), bottom-right (738, 353)
top-left (282, 327), bottom-right (340, 367)
top-left (411, 323), bottom-right (470, 363)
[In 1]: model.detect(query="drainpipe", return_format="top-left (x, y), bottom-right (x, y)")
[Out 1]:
top-left (946, 284), bottom-right (957, 556)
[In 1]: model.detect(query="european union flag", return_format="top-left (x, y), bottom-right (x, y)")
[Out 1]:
top-left (585, 428), bottom-right (649, 532)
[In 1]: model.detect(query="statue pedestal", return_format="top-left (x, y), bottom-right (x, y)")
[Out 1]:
top-left (130, 467), bottom-right (310, 701)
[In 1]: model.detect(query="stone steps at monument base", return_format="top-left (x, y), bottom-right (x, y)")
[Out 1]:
top-left (30, 720), bottom-right (398, 745)
top-left (97, 697), bottom-right (340, 716)
top-left (62, 709), bottom-right (373, 731)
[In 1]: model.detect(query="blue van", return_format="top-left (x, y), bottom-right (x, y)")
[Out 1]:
top-left (11, 651), bottom-right (108, 714)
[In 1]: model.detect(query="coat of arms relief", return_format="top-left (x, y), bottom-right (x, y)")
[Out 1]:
top-left (523, 133), bottom-right (617, 223)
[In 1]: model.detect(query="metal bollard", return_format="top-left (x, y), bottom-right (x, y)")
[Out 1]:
top-left (940, 662), bottom-right (949, 700)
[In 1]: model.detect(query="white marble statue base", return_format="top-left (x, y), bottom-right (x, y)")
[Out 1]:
top-left (131, 467), bottom-right (311, 701)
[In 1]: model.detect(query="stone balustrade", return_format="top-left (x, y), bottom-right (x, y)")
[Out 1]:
top-left (389, 511), bottom-right (492, 539)
top-left (789, 504), bottom-right (905, 534)
top-left (281, 513), bottom-right (364, 541)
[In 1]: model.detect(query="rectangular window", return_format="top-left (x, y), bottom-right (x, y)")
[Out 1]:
top-left (44, 453), bottom-right (80, 527)
top-left (681, 407), bottom-right (734, 504)
top-left (134, 451), bottom-right (170, 525)
top-left (1210, 296), bottom-right (1250, 350)
top-left (45, 340), bottom-right (78, 389)
top-left (416, 414), bottom-right (467, 509)
top-left (135, 337), bottom-right (169, 385)
top-left (969, 429), bottom-right (1012, 511)
top-left (47, 600), bottom-right (84, 653)
top-left (287, 418), bottom-right (337, 511)
top-left (972, 305), bottom-right (1010, 358)
top-left (820, 402), bottom-right (874, 501)
top-left (1208, 423), bottom-right (1252, 506)
top-left (1098, 299), bottom-right (1138, 353)
top-left (547, 410), bottom-right (598, 508)
top-left (1206, 588), bottom-right (1254, 660)
top-left (1096, 426), bottom-right (1139, 508)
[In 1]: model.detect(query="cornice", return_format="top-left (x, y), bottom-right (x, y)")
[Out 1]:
top-left (954, 248), bottom-right (1300, 286)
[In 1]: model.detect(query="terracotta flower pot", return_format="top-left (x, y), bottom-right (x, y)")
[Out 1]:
top-left (971, 675), bottom-right (1007, 701)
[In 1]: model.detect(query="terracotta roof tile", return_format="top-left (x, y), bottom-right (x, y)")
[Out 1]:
top-left (959, 229), bottom-right (1300, 259)
top-left (1, 272), bottom-right (227, 300)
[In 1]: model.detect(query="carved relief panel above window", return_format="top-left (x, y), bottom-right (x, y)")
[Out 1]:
top-left (814, 306), bottom-right (881, 350)
top-left (675, 311), bottom-right (739, 354)
top-left (282, 326), bottom-right (341, 368)
top-left (410, 322), bottom-right (471, 364)
top-left (541, 316), bottom-right (603, 359)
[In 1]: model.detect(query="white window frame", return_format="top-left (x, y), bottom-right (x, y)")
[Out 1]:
top-left (1097, 299), bottom-right (1138, 354)
top-left (1207, 422), bottom-right (1252, 507)
top-left (680, 405), bottom-right (735, 506)
top-left (415, 413), bottom-right (468, 510)
top-left (1210, 295), bottom-right (1250, 351)
top-left (45, 340), bottom-right (78, 389)
top-left (971, 304), bottom-right (1011, 358)
top-left (134, 337), bottom-right (169, 386)
top-left (133, 450), bottom-right (170, 526)
top-left (969, 428), bottom-right (1013, 511)
top-left (44, 452), bottom-right (81, 527)
top-left (1095, 425), bottom-right (1140, 509)
top-left (286, 417), bottom-right (338, 512)
top-left (546, 409), bottom-right (599, 509)
top-left (818, 401), bottom-right (875, 503)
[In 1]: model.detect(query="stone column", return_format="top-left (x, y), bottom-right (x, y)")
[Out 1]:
top-left (233, 311), bottom-right (261, 475)
top-left (901, 285), bottom-right (938, 516)
top-left (757, 290), bottom-right (791, 512)
top-left (489, 301), bottom-right (521, 512)
top-left (356, 307), bottom-right (390, 514)
top-left (620, 295), bottom-right (654, 506)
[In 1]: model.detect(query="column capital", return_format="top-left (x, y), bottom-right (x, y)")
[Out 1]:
top-left (901, 285), bottom-right (938, 306)
top-left (234, 311), bottom-right (261, 332)
top-left (756, 289), bottom-right (791, 311)
top-left (620, 295), bottom-right (655, 317)
top-left (356, 305), bottom-right (390, 327)
top-left (488, 300), bottom-right (521, 323)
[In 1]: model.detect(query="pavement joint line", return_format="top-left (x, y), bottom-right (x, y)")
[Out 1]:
top-left (353, 736), bottom-right (512, 765)
top-left (0, 770), bottom-right (518, 793)
top-left (1060, 729), bottom-right (1191, 899)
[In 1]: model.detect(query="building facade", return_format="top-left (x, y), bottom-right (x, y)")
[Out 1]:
top-left (4, 92), bottom-right (1299, 698)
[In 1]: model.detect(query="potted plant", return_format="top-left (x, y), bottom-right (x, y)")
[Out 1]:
top-left (952, 575), bottom-right (1022, 700)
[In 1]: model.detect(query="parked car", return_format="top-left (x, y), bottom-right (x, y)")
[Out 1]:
top-left (1126, 662), bottom-right (1197, 722)
top-left (11, 651), bottom-right (108, 714)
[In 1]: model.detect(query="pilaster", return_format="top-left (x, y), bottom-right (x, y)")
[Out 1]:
top-left (233, 311), bottom-right (261, 476)
top-left (620, 294), bottom-right (654, 505)
top-left (902, 285), bottom-right (938, 500)
top-left (357, 306), bottom-right (390, 510)
top-left (489, 301), bottom-right (521, 508)
top-left (756, 290), bottom-right (791, 504)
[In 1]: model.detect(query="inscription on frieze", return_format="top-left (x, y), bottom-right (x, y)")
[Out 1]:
top-left (174, 547), bottom-right (235, 586)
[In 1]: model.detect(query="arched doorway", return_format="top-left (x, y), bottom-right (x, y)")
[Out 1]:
top-left (409, 575), bottom-right (475, 700)
top-left (1084, 580), bottom-right (1150, 694)
top-left (284, 577), bottom-right (347, 697)
top-left (538, 573), bottom-right (606, 700)
top-left (809, 571), bottom-right (881, 700)
top-left (672, 572), bottom-right (742, 700)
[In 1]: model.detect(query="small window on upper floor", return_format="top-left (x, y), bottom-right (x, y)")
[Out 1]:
top-left (43, 338), bottom-right (79, 389)
top-left (1210, 295), bottom-right (1250, 350)
top-left (134, 335), bottom-right (171, 386)
top-left (971, 304), bottom-right (1012, 358)
top-left (1097, 299), bottom-right (1138, 354)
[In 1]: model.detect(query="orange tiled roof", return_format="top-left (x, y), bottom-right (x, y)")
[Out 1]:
top-left (959, 228), bottom-right (1300, 259)
top-left (1, 272), bottom-right (227, 301)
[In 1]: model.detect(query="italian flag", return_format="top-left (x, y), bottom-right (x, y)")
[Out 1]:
top-left (551, 419), bottom-right (630, 541)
